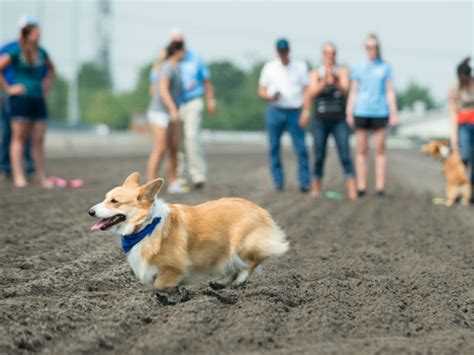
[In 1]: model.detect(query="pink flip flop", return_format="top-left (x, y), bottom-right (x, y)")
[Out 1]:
top-left (69, 179), bottom-right (84, 189)
top-left (47, 176), bottom-right (68, 188)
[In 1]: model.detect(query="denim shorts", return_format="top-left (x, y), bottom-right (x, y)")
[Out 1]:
top-left (9, 95), bottom-right (47, 121)
top-left (147, 110), bottom-right (170, 128)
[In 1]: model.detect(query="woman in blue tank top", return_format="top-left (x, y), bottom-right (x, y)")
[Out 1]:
top-left (346, 34), bottom-right (398, 197)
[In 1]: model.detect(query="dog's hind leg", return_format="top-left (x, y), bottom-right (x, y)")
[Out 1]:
top-left (210, 254), bottom-right (246, 290)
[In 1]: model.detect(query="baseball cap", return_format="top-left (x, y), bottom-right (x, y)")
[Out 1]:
top-left (276, 38), bottom-right (290, 52)
top-left (18, 15), bottom-right (38, 30)
top-left (170, 28), bottom-right (184, 42)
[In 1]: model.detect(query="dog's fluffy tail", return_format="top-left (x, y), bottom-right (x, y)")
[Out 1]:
top-left (262, 221), bottom-right (289, 256)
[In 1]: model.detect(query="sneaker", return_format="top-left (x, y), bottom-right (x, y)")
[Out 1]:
top-left (300, 186), bottom-right (310, 193)
top-left (193, 181), bottom-right (206, 190)
top-left (357, 190), bottom-right (366, 198)
top-left (167, 181), bottom-right (187, 194)
top-left (375, 190), bottom-right (386, 197)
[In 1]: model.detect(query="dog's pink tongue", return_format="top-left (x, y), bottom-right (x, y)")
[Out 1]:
top-left (91, 219), bottom-right (109, 231)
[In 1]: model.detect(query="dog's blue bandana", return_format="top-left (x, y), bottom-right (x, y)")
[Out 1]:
top-left (121, 217), bottom-right (162, 254)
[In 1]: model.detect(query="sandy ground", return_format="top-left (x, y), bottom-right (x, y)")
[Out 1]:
top-left (0, 144), bottom-right (473, 354)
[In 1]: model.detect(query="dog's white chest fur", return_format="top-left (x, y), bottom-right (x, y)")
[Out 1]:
top-left (124, 198), bottom-right (169, 285)
top-left (127, 241), bottom-right (158, 285)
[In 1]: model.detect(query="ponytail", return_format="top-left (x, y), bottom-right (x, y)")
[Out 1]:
top-left (20, 25), bottom-right (38, 65)
top-left (150, 47), bottom-right (166, 77)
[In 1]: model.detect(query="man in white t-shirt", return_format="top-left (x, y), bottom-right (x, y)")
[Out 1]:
top-left (258, 38), bottom-right (310, 192)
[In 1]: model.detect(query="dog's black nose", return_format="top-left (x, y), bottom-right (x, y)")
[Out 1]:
top-left (88, 209), bottom-right (96, 217)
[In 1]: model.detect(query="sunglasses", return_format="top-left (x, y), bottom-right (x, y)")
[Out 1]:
top-left (366, 45), bottom-right (378, 50)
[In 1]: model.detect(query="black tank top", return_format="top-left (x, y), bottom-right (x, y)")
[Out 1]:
top-left (313, 66), bottom-right (346, 120)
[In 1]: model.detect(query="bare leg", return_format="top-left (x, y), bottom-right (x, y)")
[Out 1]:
top-left (355, 129), bottom-right (369, 192)
top-left (147, 124), bottom-right (167, 181)
top-left (30, 120), bottom-right (51, 188)
top-left (374, 128), bottom-right (387, 192)
top-left (10, 120), bottom-right (32, 187)
top-left (311, 178), bottom-right (321, 199)
top-left (166, 120), bottom-right (181, 184)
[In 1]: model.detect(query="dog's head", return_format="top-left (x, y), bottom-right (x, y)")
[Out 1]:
top-left (422, 140), bottom-right (450, 160)
top-left (88, 172), bottom-right (164, 235)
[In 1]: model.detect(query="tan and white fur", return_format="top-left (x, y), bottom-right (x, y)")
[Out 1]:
top-left (422, 140), bottom-right (471, 206)
top-left (89, 172), bottom-right (289, 300)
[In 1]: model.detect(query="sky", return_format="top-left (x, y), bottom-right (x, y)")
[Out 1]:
top-left (0, 0), bottom-right (472, 101)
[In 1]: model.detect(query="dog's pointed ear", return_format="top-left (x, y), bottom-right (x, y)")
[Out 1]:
top-left (123, 172), bottom-right (141, 188)
top-left (137, 178), bottom-right (164, 202)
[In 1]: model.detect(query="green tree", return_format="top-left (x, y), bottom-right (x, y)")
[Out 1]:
top-left (83, 90), bottom-right (129, 129)
top-left (207, 61), bottom-right (245, 104)
top-left (204, 62), bottom-right (266, 131)
top-left (78, 62), bottom-right (116, 126)
top-left (78, 62), bottom-right (111, 91)
top-left (46, 73), bottom-right (68, 120)
top-left (397, 82), bottom-right (437, 111)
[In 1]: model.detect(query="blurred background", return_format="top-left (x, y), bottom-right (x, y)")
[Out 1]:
top-left (0, 0), bottom-right (472, 139)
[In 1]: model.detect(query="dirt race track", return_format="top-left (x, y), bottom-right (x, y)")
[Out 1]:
top-left (1, 144), bottom-right (473, 354)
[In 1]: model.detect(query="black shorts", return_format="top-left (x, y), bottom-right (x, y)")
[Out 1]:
top-left (354, 116), bottom-right (388, 130)
top-left (9, 95), bottom-right (48, 121)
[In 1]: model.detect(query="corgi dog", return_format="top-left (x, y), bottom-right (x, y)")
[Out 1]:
top-left (88, 172), bottom-right (288, 302)
top-left (422, 140), bottom-right (471, 206)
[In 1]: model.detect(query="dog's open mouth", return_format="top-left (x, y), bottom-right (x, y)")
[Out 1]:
top-left (91, 214), bottom-right (126, 231)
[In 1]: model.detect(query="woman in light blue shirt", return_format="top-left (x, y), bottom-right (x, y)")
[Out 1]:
top-left (346, 34), bottom-right (398, 197)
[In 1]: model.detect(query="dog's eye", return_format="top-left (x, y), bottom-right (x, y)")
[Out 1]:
top-left (110, 198), bottom-right (119, 204)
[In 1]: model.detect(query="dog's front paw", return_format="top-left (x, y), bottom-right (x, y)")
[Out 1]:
top-left (209, 281), bottom-right (227, 290)
top-left (154, 288), bottom-right (191, 305)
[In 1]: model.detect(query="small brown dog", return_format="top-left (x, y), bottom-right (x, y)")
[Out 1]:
top-left (422, 140), bottom-right (471, 206)
top-left (88, 173), bottom-right (289, 303)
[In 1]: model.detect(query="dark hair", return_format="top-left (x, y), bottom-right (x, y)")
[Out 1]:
top-left (166, 41), bottom-right (184, 59)
top-left (457, 57), bottom-right (472, 89)
top-left (20, 25), bottom-right (39, 64)
top-left (21, 25), bottom-right (37, 40)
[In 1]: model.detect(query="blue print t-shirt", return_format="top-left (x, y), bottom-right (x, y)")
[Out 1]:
top-left (351, 58), bottom-right (392, 118)
top-left (179, 50), bottom-right (211, 103)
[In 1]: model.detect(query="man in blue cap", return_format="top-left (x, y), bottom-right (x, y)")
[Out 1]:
top-left (0, 15), bottom-right (38, 181)
top-left (258, 38), bottom-right (310, 192)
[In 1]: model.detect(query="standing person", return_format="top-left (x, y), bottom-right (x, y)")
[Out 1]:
top-left (449, 57), bottom-right (474, 202)
top-left (170, 30), bottom-right (216, 190)
top-left (258, 38), bottom-right (310, 192)
top-left (0, 17), bottom-right (55, 188)
top-left (302, 42), bottom-right (356, 200)
top-left (346, 33), bottom-right (398, 197)
top-left (0, 16), bottom-right (38, 182)
top-left (146, 41), bottom-right (186, 193)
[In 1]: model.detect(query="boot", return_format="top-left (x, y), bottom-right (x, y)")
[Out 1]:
top-left (347, 178), bottom-right (357, 201)
top-left (311, 179), bottom-right (321, 199)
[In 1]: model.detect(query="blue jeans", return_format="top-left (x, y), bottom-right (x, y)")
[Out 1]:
top-left (265, 106), bottom-right (310, 189)
top-left (0, 99), bottom-right (34, 174)
top-left (312, 117), bottom-right (355, 180)
top-left (459, 123), bottom-right (474, 184)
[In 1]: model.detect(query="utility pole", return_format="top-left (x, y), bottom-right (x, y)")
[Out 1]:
top-left (67, 1), bottom-right (80, 125)
top-left (96, 0), bottom-right (112, 88)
